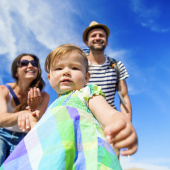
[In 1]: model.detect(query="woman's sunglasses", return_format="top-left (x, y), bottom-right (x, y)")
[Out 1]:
top-left (17, 60), bottom-right (38, 67)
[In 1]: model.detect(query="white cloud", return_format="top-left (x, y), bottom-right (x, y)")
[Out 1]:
top-left (0, 0), bottom-right (82, 61)
top-left (17, 0), bottom-right (81, 49)
top-left (120, 156), bottom-right (170, 170)
top-left (145, 158), bottom-right (170, 165)
top-left (106, 47), bottom-right (128, 62)
top-left (0, 0), bottom-right (84, 81)
top-left (0, 0), bottom-right (17, 59)
top-left (129, 0), bottom-right (170, 33)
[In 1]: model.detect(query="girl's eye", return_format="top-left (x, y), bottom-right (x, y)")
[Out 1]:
top-left (55, 68), bottom-right (62, 70)
top-left (72, 67), bottom-right (79, 70)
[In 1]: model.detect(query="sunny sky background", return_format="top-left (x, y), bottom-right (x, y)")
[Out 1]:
top-left (0, 0), bottom-right (170, 169)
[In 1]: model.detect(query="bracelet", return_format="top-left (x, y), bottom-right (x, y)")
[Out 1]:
top-left (29, 108), bottom-right (37, 112)
top-left (26, 106), bottom-right (37, 112)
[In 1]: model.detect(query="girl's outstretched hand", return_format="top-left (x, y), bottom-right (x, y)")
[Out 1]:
top-left (104, 113), bottom-right (138, 156)
top-left (27, 87), bottom-right (42, 109)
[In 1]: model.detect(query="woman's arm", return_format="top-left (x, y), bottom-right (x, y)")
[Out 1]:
top-left (0, 85), bottom-right (30, 128)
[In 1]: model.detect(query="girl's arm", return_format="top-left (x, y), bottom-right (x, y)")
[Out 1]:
top-left (88, 95), bottom-right (119, 127)
top-left (88, 95), bottom-right (138, 156)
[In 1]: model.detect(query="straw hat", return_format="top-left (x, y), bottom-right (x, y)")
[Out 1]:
top-left (82, 21), bottom-right (110, 43)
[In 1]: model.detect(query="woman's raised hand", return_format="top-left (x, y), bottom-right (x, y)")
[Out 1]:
top-left (27, 87), bottom-right (42, 109)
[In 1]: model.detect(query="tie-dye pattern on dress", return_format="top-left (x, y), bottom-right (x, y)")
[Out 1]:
top-left (1, 84), bottom-right (122, 170)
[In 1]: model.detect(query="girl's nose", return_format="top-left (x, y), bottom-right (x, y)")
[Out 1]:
top-left (63, 68), bottom-right (70, 76)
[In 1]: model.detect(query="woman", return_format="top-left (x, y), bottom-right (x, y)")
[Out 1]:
top-left (0, 53), bottom-right (49, 166)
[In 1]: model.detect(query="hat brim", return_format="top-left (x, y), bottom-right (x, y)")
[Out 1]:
top-left (83, 24), bottom-right (110, 43)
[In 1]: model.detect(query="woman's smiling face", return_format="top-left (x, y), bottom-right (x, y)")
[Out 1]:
top-left (16, 55), bottom-right (38, 82)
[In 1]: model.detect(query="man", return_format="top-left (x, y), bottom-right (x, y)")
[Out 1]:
top-left (83, 21), bottom-right (132, 157)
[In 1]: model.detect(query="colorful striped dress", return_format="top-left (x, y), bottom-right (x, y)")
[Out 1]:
top-left (1, 84), bottom-right (122, 170)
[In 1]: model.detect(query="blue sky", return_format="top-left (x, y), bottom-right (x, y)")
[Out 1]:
top-left (0, 0), bottom-right (170, 169)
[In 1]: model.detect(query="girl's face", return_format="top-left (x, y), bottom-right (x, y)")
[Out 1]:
top-left (48, 52), bottom-right (90, 95)
top-left (16, 55), bottom-right (38, 82)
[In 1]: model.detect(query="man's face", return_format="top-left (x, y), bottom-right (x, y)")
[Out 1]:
top-left (86, 28), bottom-right (108, 51)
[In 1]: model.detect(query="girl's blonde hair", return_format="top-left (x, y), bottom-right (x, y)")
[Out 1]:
top-left (45, 44), bottom-right (89, 73)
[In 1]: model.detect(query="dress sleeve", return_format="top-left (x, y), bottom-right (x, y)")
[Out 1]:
top-left (78, 84), bottom-right (105, 106)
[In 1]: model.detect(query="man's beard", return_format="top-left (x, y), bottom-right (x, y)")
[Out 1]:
top-left (89, 44), bottom-right (106, 51)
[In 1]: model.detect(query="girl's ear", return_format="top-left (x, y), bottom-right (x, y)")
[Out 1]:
top-left (85, 72), bottom-right (90, 84)
top-left (47, 74), bottom-right (50, 80)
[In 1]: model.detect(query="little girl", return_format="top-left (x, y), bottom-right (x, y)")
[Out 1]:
top-left (1, 44), bottom-right (137, 170)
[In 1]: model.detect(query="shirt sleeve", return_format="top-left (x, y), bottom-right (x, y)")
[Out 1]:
top-left (78, 84), bottom-right (105, 106)
top-left (117, 61), bottom-right (129, 80)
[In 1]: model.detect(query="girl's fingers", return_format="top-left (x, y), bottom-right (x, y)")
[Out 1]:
top-left (104, 117), bottom-right (138, 156)
top-left (104, 118), bottom-right (127, 143)
top-left (114, 131), bottom-right (137, 150)
top-left (112, 123), bottom-right (133, 143)
top-left (120, 142), bottom-right (138, 156)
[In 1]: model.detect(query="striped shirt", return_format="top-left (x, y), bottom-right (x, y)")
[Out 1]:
top-left (87, 56), bottom-right (129, 108)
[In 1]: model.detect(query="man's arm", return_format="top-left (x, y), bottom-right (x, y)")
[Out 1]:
top-left (118, 79), bottom-right (132, 121)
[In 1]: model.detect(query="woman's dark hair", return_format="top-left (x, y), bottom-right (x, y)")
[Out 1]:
top-left (12, 53), bottom-right (45, 112)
